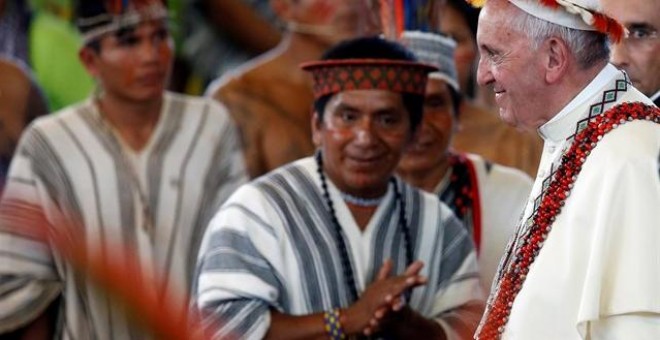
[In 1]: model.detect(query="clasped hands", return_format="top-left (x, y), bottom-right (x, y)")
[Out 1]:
top-left (341, 259), bottom-right (427, 336)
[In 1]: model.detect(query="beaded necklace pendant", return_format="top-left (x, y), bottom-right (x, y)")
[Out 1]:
top-left (314, 151), bottom-right (414, 304)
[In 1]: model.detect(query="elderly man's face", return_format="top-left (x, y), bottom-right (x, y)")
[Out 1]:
top-left (313, 89), bottom-right (412, 198)
top-left (475, 0), bottom-right (548, 130)
top-left (602, 0), bottom-right (660, 98)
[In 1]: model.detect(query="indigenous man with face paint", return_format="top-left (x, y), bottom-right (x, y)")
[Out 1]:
top-left (471, 0), bottom-right (660, 339)
top-left (395, 31), bottom-right (533, 289)
top-left (194, 36), bottom-right (484, 339)
top-left (0, 1), bottom-right (247, 338)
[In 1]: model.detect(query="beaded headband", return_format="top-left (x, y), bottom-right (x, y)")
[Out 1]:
top-left (467, 0), bottom-right (625, 42)
top-left (301, 59), bottom-right (437, 99)
top-left (77, 0), bottom-right (168, 45)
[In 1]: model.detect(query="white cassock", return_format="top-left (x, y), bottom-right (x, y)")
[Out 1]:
top-left (501, 64), bottom-right (660, 339)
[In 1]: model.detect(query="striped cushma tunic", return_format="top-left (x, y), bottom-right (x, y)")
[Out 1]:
top-left (0, 92), bottom-right (247, 339)
top-left (194, 157), bottom-right (483, 339)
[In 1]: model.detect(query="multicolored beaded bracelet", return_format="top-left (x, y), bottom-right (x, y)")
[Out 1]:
top-left (323, 308), bottom-right (346, 340)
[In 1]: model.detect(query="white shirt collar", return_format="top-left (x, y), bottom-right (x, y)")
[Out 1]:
top-left (651, 90), bottom-right (660, 103)
top-left (538, 64), bottom-right (621, 143)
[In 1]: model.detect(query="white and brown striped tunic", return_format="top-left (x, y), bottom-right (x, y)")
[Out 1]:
top-left (194, 157), bottom-right (483, 339)
top-left (0, 92), bottom-right (247, 339)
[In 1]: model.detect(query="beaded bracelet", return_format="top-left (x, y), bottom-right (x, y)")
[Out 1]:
top-left (323, 308), bottom-right (346, 340)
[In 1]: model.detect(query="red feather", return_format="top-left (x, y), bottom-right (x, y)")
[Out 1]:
top-left (539, 0), bottom-right (560, 9)
top-left (394, 0), bottom-right (404, 38)
top-left (380, 0), bottom-right (395, 38)
top-left (592, 12), bottom-right (625, 43)
top-left (17, 208), bottom-right (221, 339)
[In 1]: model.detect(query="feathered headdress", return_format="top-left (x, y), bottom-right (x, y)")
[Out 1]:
top-left (377, 1), bottom-right (460, 91)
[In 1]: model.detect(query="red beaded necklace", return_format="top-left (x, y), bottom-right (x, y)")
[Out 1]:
top-left (476, 102), bottom-right (660, 339)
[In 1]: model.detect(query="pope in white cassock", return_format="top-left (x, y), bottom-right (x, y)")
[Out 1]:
top-left (471, 0), bottom-right (660, 339)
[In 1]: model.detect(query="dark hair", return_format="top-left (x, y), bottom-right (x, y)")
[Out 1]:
top-left (446, 0), bottom-right (481, 37)
top-left (80, 28), bottom-right (135, 53)
top-left (74, 0), bottom-right (168, 49)
top-left (313, 36), bottom-right (426, 132)
top-left (75, 1), bottom-right (112, 34)
top-left (448, 86), bottom-right (462, 118)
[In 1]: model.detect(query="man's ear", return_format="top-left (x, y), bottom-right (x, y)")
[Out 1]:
top-left (311, 111), bottom-right (323, 147)
top-left (79, 46), bottom-right (101, 78)
top-left (544, 37), bottom-right (569, 84)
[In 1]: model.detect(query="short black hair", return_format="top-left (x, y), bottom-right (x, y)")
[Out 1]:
top-left (75, 0), bottom-right (113, 34)
top-left (313, 36), bottom-right (426, 132)
top-left (74, 0), bottom-right (168, 51)
top-left (446, 0), bottom-right (481, 37)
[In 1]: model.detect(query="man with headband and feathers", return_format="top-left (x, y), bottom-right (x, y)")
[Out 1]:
top-left (471, 0), bottom-right (660, 338)
top-left (194, 36), bottom-right (484, 339)
top-left (0, 0), bottom-right (246, 338)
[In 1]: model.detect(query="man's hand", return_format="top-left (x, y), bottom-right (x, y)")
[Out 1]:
top-left (342, 260), bottom-right (427, 336)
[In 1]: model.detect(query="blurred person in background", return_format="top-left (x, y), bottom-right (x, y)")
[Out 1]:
top-left (207, 0), bottom-right (381, 178)
top-left (182, 0), bottom-right (282, 88)
top-left (0, 0), bottom-right (93, 111)
top-left (602, 0), bottom-right (660, 107)
top-left (0, 58), bottom-right (48, 188)
top-left (0, 1), bottom-right (246, 338)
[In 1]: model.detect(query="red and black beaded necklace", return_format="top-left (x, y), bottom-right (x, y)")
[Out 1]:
top-left (440, 152), bottom-right (483, 253)
top-left (315, 151), bottom-right (414, 303)
top-left (476, 102), bottom-right (660, 339)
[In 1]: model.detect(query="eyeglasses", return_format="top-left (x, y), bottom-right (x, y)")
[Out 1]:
top-left (620, 27), bottom-right (659, 48)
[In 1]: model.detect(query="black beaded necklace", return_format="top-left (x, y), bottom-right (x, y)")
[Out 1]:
top-left (315, 151), bottom-right (414, 303)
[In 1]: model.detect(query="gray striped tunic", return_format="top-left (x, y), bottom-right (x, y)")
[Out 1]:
top-left (0, 92), bottom-right (247, 339)
top-left (194, 157), bottom-right (482, 339)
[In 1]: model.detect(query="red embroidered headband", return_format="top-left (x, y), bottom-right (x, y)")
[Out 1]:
top-left (467, 0), bottom-right (625, 43)
top-left (301, 59), bottom-right (437, 99)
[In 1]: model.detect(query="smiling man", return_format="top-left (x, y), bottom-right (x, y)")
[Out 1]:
top-left (194, 36), bottom-right (484, 339)
top-left (396, 31), bottom-right (532, 289)
top-left (0, 1), bottom-right (247, 338)
top-left (472, 0), bottom-right (660, 339)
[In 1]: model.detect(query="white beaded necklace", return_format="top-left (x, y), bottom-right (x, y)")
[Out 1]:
top-left (338, 190), bottom-right (386, 207)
